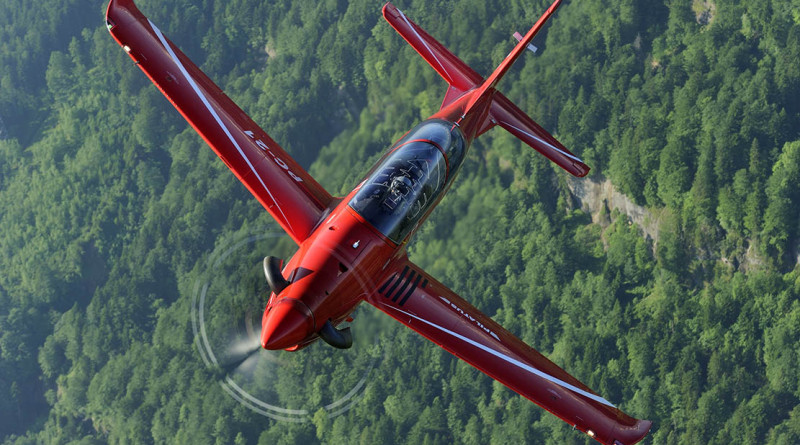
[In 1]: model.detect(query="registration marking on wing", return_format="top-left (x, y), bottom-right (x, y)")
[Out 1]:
top-left (147, 19), bottom-right (294, 233)
top-left (438, 296), bottom-right (501, 341)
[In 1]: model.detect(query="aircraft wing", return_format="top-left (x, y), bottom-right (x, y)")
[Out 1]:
top-left (106, 0), bottom-right (334, 244)
top-left (366, 258), bottom-right (651, 445)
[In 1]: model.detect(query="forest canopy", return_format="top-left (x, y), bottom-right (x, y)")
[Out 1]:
top-left (1, 0), bottom-right (799, 444)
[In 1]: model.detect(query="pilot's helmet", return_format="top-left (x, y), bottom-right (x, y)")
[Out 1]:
top-left (390, 175), bottom-right (413, 194)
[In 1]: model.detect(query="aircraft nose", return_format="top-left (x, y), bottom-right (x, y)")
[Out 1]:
top-left (261, 299), bottom-right (314, 350)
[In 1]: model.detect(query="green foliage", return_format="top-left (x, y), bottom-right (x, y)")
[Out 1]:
top-left (762, 141), bottom-right (800, 267)
top-left (1, 0), bottom-right (799, 444)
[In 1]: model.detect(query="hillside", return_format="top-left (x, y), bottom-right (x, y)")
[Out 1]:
top-left (1, 0), bottom-right (799, 444)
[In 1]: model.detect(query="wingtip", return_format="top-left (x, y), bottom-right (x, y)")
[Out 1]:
top-left (615, 419), bottom-right (652, 445)
top-left (105, 0), bottom-right (116, 23)
top-left (106, 0), bottom-right (134, 14)
top-left (572, 163), bottom-right (590, 178)
top-left (105, 0), bottom-right (141, 25)
top-left (382, 2), bottom-right (399, 19)
top-left (633, 419), bottom-right (653, 444)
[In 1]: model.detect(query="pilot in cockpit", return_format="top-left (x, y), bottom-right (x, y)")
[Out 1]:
top-left (391, 175), bottom-right (413, 195)
top-left (382, 174), bottom-right (413, 211)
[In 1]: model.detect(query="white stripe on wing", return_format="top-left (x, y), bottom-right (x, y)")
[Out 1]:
top-left (397, 9), bottom-right (452, 83)
top-left (385, 304), bottom-right (615, 407)
top-left (502, 121), bottom-right (584, 163)
top-left (148, 20), bottom-right (294, 234)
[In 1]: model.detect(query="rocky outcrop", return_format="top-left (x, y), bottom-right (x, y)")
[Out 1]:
top-left (565, 175), bottom-right (771, 272)
top-left (566, 175), bottom-right (661, 243)
top-left (692, 0), bottom-right (716, 26)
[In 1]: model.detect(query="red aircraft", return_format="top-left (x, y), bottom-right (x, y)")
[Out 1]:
top-left (106, 0), bottom-right (651, 443)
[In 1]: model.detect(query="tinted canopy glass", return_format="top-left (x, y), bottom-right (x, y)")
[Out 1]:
top-left (349, 140), bottom-right (447, 242)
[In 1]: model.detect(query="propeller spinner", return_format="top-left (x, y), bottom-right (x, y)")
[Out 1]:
top-left (261, 256), bottom-right (353, 349)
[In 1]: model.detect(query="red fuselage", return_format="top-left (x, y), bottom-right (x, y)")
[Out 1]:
top-left (261, 94), bottom-right (493, 351)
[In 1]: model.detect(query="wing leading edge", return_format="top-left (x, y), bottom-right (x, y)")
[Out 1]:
top-left (367, 258), bottom-right (651, 445)
top-left (106, 0), bottom-right (334, 244)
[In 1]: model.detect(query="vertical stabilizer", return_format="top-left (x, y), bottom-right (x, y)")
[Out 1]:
top-left (462, 0), bottom-right (562, 115)
top-left (383, 0), bottom-right (589, 177)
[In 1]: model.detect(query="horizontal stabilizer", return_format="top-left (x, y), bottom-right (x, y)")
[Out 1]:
top-left (383, 3), bottom-right (482, 107)
top-left (491, 93), bottom-right (589, 177)
top-left (383, 0), bottom-right (588, 177)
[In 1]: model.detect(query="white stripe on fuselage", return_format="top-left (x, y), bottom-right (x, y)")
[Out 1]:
top-left (148, 20), bottom-right (294, 234)
top-left (385, 304), bottom-right (615, 407)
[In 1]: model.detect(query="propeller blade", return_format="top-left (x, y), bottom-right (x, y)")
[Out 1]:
top-left (220, 343), bottom-right (261, 374)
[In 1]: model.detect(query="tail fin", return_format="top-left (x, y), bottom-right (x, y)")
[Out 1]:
top-left (465, 0), bottom-right (563, 111)
top-left (382, 0), bottom-right (589, 177)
